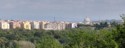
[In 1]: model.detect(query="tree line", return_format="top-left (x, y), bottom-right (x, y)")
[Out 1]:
top-left (0, 15), bottom-right (125, 48)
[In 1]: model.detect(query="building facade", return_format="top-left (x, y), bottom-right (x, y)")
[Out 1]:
top-left (66, 23), bottom-right (77, 28)
top-left (44, 22), bottom-right (66, 30)
top-left (0, 21), bottom-right (10, 29)
top-left (40, 21), bottom-right (49, 29)
top-left (21, 21), bottom-right (31, 30)
top-left (9, 21), bottom-right (21, 29)
top-left (31, 21), bottom-right (40, 29)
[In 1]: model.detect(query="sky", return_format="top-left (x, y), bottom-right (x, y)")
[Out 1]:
top-left (0, 0), bottom-right (125, 22)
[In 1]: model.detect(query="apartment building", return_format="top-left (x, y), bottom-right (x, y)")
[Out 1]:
top-left (31, 21), bottom-right (40, 29)
top-left (40, 21), bottom-right (49, 29)
top-left (0, 20), bottom-right (78, 30)
top-left (21, 21), bottom-right (31, 30)
top-left (44, 22), bottom-right (66, 30)
top-left (0, 21), bottom-right (10, 29)
top-left (9, 21), bottom-right (21, 29)
top-left (66, 23), bottom-right (77, 29)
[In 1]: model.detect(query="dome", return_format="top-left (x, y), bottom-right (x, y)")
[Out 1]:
top-left (84, 17), bottom-right (91, 25)
top-left (84, 17), bottom-right (91, 22)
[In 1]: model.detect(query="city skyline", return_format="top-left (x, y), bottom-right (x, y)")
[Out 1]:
top-left (0, 0), bottom-right (125, 22)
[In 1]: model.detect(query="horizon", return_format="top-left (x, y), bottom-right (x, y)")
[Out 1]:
top-left (0, 17), bottom-right (123, 22)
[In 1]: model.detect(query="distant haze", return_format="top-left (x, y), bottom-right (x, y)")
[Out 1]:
top-left (0, 0), bottom-right (125, 22)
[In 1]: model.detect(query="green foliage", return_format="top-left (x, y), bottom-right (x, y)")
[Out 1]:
top-left (94, 22), bottom-right (109, 30)
top-left (36, 35), bottom-right (63, 48)
top-left (0, 24), bottom-right (124, 48)
top-left (15, 41), bottom-right (35, 48)
top-left (114, 24), bottom-right (125, 48)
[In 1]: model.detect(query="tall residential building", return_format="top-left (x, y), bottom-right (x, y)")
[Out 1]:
top-left (40, 21), bottom-right (49, 29)
top-left (31, 21), bottom-right (40, 29)
top-left (0, 21), bottom-right (10, 29)
top-left (44, 22), bottom-right (66, 30)
top-left (9, 21), bottom-right (21, 29)
top-left (66, 23), bottom-right (77, 29)
top-left (21, 21), bottom-right (31, 30)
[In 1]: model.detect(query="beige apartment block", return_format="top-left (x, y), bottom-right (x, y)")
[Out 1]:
top-left (0, 21), bottom-right (10, 29)
top-left (9, 21), bottom-right (21, 29)
top-left (31, 21), bottom-right (40, 29)
top-left (21, 21), bottom-right (31, 30)
top-left (40, 21), bottom-right (49, 29)
top-left (44, 22), bottom-right (66, 30)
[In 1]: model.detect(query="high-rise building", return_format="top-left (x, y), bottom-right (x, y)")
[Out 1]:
top-left (65, 22), bottom-right (77, 29)
top-left (31, 21), bottom-right (40, 29)
top-left (21, 21), bottom-right (31, 30)
top-left (40, 21), bottom-right (49, 29)
top-left (9, 21), bottom-right (21, 29)
top-left (44, 22), bottom-right (66, 30)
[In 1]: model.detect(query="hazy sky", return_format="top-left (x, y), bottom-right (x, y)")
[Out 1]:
top-left (0, 0), bottom-right (125, 22)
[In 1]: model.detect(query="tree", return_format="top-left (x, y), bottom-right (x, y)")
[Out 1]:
top-left (14, 41), bottom-right (35, 48)
top-left (0, 37), bottom-right (8, 48)
top-left (120, 14), bottom-right (125, 21)
top-left (94, 22), bottom-right (109, 30)
top-left (36, 35), bottom-right (63, 48)
top-left (113, 14), bottom-right (125, 48)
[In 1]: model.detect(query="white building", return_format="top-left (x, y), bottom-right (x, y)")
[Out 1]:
top-left (31, 21), bottom-right (40, 29)
top-left (71, 23), bottom-right (77, 28)
top-left (44, 22), bottom-right (66, 30)
top-left (0, 21), bottom-right (10, 29)
top-left (66, 23), bottom-right (77, 29)
top-left (40, 21), bottom-right (49, 29)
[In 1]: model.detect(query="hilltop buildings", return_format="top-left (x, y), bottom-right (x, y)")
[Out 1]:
top-left (0, 17), bottom-right (123, 30)
top-left (0, 20), bottom-right (78, 30)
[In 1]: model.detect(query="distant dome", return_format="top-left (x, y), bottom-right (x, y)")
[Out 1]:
top-left (84, 17), bottom-right (91, 22)
top-left (84, 17), bottom-right (91, 25)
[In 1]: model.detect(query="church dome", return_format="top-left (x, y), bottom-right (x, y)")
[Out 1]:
top-left (84, 17), bottom-right (91, 25)
top-left (84, 17), bottom-right (91, 22)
